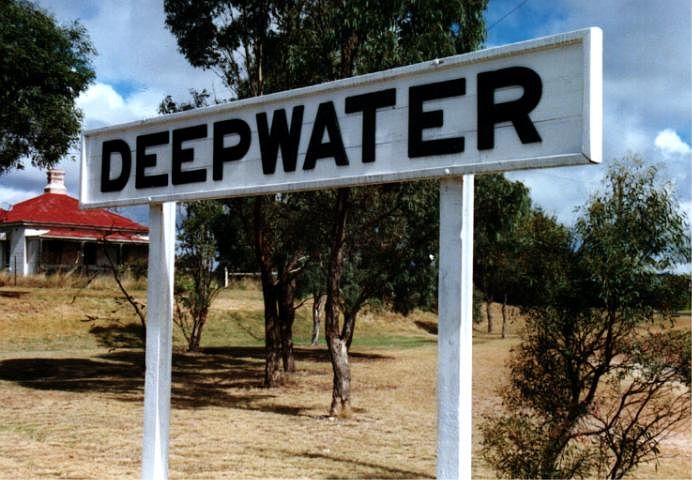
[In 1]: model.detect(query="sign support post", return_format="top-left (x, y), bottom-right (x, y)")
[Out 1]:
top-left (142, 202), bottom-right (176, 480)
top-left (437, 175), bottom-right (474, 479)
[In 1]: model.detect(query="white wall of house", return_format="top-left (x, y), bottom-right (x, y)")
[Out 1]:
top-left (0, 238), bottom-right (6, 270)
top-left (7, 229), bottom-right (49, 276)
top-left (8, 227), bottom-right (26, 275)
top-left (26, 238), bottom-right (40, 275)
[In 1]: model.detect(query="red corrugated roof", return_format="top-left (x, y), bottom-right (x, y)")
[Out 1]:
top-left (1, 193), bottom-right (147, 234)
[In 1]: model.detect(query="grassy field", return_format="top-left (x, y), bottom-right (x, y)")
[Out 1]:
top-left (0, 277), bottom-right (689, 479)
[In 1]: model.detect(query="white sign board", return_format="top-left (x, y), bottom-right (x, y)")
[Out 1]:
top-left (81, 27), bottom-right (601, 208)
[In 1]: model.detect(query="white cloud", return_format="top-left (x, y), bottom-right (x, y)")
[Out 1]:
top-left (0, 158), bottom-right (80, 206)
top-left (510, 164), bottom-right (601, 226)
top-left (487, 0), bottom-right (691, 225)
top-left (77, 82), bottom-right (164, 129)
top-left (38, 0), bottom-right (222, 103)
top-left (654, 129), bottom-right (692, 156)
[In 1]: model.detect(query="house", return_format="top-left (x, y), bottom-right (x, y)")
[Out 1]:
top-left (0, 170), bottom-right (148, 276)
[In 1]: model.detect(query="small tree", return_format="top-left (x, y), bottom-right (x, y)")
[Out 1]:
top-left (481, 156), bottom-right (691, 479)
top-left (175, 201), bottom-right (224, 352)
top-left (157, 91), bottom-right (224, 352)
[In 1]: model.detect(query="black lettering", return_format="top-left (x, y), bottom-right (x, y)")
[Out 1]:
top-left (345, 88), bottom-right (396, 163)
top-left (100, 139), bottom-right (131, 192)
top-left (135, 131), bottom-right (169, 189)
top-left (408, 78), bottom-right (465, 158)
top-left (477, 66), bottom-right (542, 150)
top-left (303, 101), bottom-right (348, 170)
top-left (256, 106), bottom-right (304, 174)
top-left (172, 124), bottom-right (207, 185)
top-left (213, 119), bottom-right (251, 181)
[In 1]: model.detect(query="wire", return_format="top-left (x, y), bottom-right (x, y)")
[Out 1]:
top-left (487, 0), bottom-right (531, 31)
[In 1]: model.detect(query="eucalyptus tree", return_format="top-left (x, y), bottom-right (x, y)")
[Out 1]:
top-left (165, 0), bottom-right (316, 386)
top-left (0, 0), bottom-right (95, 174)
top-left (164, 1), bottom-right (490, 408)
top-left (473, 173), bottom-right (531, 335)
top-left (290, 0), bottom-right (488, 417)
top-left (481, 156), bottom-right (691, 479)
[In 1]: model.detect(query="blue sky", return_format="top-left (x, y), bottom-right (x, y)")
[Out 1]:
top-left (1, 0), bottom-right (690, 229)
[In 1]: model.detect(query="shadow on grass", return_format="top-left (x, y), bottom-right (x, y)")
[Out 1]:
top-left (89, 322), bottom-right (145, 350)
top-left (257, 447), bottom-right (434, 479)
top-left (414, 320), bottom-right (438, 335)
top-left (0, 346), bottom-right (391, 413)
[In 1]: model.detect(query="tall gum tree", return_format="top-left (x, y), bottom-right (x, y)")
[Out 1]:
top-left (290, 0), bottom-right (488, 416)
top-left (164, 1), bottom-right (489, 404)
top-left (165, 0), bottom-right (309, 386)
top-left (0, 0), bottom-right (95, 174)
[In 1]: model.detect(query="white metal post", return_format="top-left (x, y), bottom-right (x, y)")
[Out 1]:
top-left (437, 175), bottom-right (474, 479)
top-left (142, 202), bottom-right (176, 480)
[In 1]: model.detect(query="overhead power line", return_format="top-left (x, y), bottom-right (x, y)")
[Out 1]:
top-left (487, 0), bottom-right (531, 31)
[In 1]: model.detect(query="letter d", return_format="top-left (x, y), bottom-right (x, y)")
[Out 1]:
top-left (101, 139), bottom-right (132, 192)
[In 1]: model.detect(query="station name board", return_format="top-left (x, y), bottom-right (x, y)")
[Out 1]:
top-left (81, 28), bottom-right (601, 207)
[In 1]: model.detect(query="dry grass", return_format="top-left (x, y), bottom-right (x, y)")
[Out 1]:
top-left (0, 271), bottom-right (147, 292)
top-left (0, 282), bottom-right (689, 479)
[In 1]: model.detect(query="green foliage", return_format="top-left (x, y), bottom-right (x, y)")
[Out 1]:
top-left (513, 208), bottom-right (575, 307)
top-left (0, 0), bottom-right (95, 174)
top-left (164, 1), bottom-right (488, 96)
top-left (654, 273), bottom-right (691, 313)
top-left (481, 156), bottom-right (691, 479)
top-left (340, 181), bottom-right (440, 319)
top-left (473, 173), bottom-right (532, 306)
top-left (481, 413), bottom-right (599, 479)
top-left (285, 0), bottom-right (488, 83)
top-left (175, 200), bottom-right (225, 351)
top-left (576, 156), bottom-right (690, 313)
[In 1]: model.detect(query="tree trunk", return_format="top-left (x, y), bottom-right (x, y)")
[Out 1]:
top-left (188, 307), bottom-right (209, 352)
top-left (261, 282), bottom-right (282, 387)
top-left (328, 335), bottom-right (351, 416)
top-left (254, 197), bottom-right (282, 387)
top-left (342, 308), bottom-right (357, 351)
top-left (486, 298), bottom-right (493, 334)
top-left (501, 294), bottom-right (507, 339)
top-left (325, 188), bottom-right (352, 417)
top-left (311, 294), bottom-right (322, 345)
top-left (278, 278), bottom-right (296, 373)
top-left (188, 320), bottom-right (201, 352)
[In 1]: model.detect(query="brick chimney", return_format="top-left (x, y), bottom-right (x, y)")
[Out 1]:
top-left (44, 169), bottom-right (67, 194)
